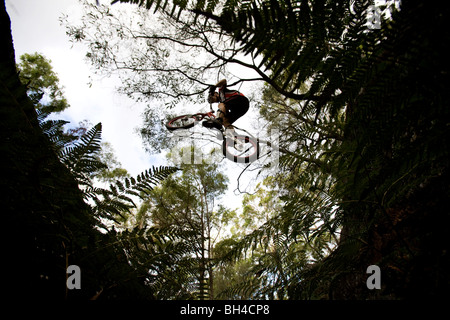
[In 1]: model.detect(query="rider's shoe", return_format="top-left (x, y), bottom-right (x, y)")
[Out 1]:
top-left (202, 118), bottom-right (223, 130)
top-left (213, 118), bottom-right (224, 130)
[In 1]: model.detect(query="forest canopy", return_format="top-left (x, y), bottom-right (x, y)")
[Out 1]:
top-left (2, 0), bottom-right (449, 301)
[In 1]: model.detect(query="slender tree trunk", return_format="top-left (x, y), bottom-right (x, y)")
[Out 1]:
top-left (199, 195), bottom-right (206, 300)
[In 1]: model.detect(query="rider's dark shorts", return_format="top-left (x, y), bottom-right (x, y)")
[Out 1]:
top-left (224, 95), bottom-right (249, 124)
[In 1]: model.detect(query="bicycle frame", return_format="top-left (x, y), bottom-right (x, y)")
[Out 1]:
top-left (193, 110), bottom-right (216, 122)
top-left (185, 104), bottom-right (216, 123)
top-left (166, 103), bottom-right (260, 163)
top-left (179, 104), bottom-right (259, 141)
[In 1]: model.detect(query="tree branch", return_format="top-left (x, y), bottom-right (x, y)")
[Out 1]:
top-left (191, 9), bottom-right (322, 101)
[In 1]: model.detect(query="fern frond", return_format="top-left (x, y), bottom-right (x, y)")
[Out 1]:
top-left (60, 123), bottom-right (104, 173)
top-left (87, 166), bottom-right (179, 221)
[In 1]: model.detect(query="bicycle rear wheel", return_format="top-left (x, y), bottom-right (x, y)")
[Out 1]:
top-left (222, 135), bottom-right (260, 163)
top-left (166, 114), bottom-right (196, 131)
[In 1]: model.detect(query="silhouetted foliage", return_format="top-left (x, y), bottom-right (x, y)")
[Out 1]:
top-left (3, 0), bottom-right (449, 300)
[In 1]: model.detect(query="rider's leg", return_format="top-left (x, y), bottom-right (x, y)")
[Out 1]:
top-left (203, 104), bottom-right (225, 130)
top-left (218, 103), bottom-right (233, 129)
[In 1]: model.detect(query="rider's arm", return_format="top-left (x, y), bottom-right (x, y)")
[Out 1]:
top-left (208, 79), bottom-right (227, 103)
top-left (208, 92), bottom-right (219, 103)
top-left (208, 84), bottom-right (219, 103)
top-left (215, 79), bottom-right (227, 87)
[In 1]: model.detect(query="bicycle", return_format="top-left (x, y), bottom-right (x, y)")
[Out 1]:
top-left (166, 104), bottom-right (260, 163)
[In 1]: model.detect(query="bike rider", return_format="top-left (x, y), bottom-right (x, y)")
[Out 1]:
top-left (204, 79), bottom-right (250, 131)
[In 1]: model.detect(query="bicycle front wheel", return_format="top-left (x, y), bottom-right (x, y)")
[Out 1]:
top-left (222, 135), bottom-right (260, 163)
top-left (166, 114), bottom-right (196, 131)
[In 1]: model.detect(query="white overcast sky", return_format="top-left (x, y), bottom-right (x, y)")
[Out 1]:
top-left (6, 0), bottom-right (163, 176)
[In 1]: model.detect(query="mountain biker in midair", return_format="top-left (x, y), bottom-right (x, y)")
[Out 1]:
top-left (205, 79), bottom-right (250, 131)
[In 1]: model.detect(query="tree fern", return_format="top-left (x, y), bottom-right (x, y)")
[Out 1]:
top-left (44, 120), bottom-right (180, 222)
top-left (116, 224), bottom-right (203, 299)
top-left (104, 0), bottom-right (448, 299)
top-left (58, 122), bottom-right (106, 186)
top-left (36, 109), bottom-right (77, 153)
top-left (90, 166), bottom-right (180, 222)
